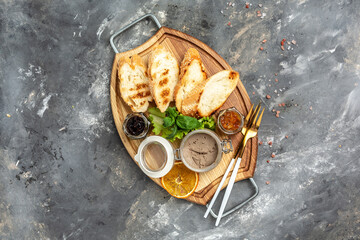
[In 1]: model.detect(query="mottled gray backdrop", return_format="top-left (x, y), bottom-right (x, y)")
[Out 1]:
top-left (1, 0), bottom-right (360, 239)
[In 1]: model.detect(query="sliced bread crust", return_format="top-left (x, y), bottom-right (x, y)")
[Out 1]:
top-left (197, 70), bottom-right (240, 117)
top-left (174, 48), bottom-right (207, 115)
top-left (148, 45), bottom-right (179, 112)
top-left (118, 54), bottom-right (152, 112)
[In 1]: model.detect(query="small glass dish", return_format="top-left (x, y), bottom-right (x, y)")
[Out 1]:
top-left (217, 107), bottom-right (244, 135)
top-left (123, 113), bottom-right (150, 139)
top-left (179, 129), bottom-right (233, 173)
top-left (134, 129), bottom-right (233, 178)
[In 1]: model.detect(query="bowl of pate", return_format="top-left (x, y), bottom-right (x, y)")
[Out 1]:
top-left (179, 129), bottom-right (232, 173)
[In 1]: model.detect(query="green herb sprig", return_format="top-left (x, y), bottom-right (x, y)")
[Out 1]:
top-left (148, 107), bottom-right (215, 142)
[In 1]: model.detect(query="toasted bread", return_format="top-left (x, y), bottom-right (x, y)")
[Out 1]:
top-left (118, 55), bottom-right (152, 112)
top-left (174, 48), bottom-right (207, 115)
top-left (148, 45), bottom-right (179, 112)
top-left (180, 80), bottom-right (207, 117)
top-left (197, 70), bottom-right (240, 117)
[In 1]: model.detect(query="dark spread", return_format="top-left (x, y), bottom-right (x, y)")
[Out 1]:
top-left (126, 116), bottom-right (145, 136)
top-left (183, 133), bottom-right (218, 169)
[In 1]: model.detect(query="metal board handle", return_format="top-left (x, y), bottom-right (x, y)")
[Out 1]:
top-left (109, 14), bottom-right (161, 53)
top-left (206, 178), bottom-right (259, 219)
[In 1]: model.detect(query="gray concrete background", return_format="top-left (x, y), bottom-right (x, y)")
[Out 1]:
top-left (1, 0), bottom-right (360, 239)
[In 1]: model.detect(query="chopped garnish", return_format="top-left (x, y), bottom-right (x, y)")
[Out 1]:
top-left (271, 153), bottom-right (275, 158)
top-left (268, 141), bottom-right (272, 145)
top-left (266, 94), bottom-right (271, 99)
top-left (6, 114), bottom-right (11, 118)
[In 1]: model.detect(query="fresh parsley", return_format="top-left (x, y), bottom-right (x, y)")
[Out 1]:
top-left (148, 107), bottom-right (216, 142)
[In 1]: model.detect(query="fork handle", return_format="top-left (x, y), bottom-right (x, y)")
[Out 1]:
top-left (204, 158), bottom-right (236, 218)
top-left (215, 157), bottom-right (242, 226)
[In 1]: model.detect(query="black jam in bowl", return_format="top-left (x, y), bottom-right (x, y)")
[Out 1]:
top-left (126, 116), bottom-right (145, 136)
top-left (123, 113), bottom-right (150, 139)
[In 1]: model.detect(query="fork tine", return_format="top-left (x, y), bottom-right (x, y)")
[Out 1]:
top-left (242, 104), bottom-right (254, 135)
top-left (249, 103), bottom-right (261, 127)
top-left (256, 108), bottom-right (265, 128)
top-left (250, 105), bottom-right (261, 127)
top-left (244, 104), bottom-right (254, 123)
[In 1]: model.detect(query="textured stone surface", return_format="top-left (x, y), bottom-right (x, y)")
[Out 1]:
top-left (1, 0), bottom-right (360, 239)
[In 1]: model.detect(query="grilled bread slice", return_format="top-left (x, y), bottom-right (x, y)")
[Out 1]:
top-left (174, 48), bottom-right (207, 115)
top-left (118, 55), bottom-right (152, 112)
top-left (181, 80), bottom-right (207, 117)
top-left (148, 45), bottom-right (179, 112)
top-left (197, 70), bottom-right (240, 117)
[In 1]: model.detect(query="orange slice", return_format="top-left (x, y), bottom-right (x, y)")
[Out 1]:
top-left (161, 162), bottom-right (199, 199)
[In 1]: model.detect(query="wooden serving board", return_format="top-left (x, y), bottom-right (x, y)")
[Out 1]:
top-left (110, 27), bottom-right (258, 205)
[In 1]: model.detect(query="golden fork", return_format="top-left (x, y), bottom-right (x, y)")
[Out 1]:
top-left (241, 103), bottom-right (260, 135)
top-left (237, 103), bottom-right (264, 159)
top-left (204, 103), bottom-right (264, 226)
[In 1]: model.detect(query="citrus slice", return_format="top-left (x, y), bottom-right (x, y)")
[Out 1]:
top-left (161, 162), bottom-right (199, 199)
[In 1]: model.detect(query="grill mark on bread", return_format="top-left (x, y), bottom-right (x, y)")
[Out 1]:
top-left (131, 91), bottom-right (151, 99)
top-left (162, 69), bottom-right (169, 75)
top-left (129, 83), bottom-right (148, 91)
top-left (163, 99), bottom-right (169, 105)
top-left (160, 88), bottom-right (170, 98)
top-left (159, 78), bottom-right (169, 87)
top-left (135, 83), bottom-right (147, 90)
